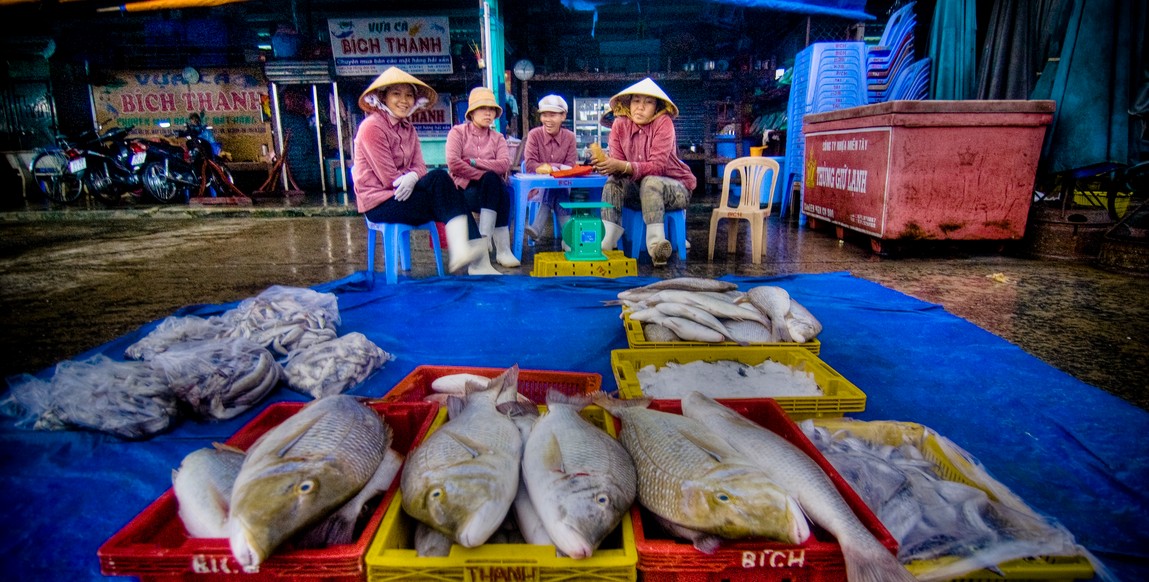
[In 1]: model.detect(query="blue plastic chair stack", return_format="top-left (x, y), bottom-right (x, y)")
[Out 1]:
top-left (782, 41), bottom-right (869, 219)
top-left (364, 218), bottom-right (444, 286)
top-left (866, 2), bottom-right (929, 103)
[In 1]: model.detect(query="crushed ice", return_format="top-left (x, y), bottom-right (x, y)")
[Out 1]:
top-left (637, 359), bottom-right (822, 398)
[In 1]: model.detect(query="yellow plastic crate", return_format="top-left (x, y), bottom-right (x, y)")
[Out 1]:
top-left (809, 418), bottom-right (1095, 581)
top-left (622, 309), bottom-right (821, 354)
top-left (531, 250), bottom-right (637, 278)
top-left (365, 406), bottom-right (638, 582)
top-left (611, 346), bottom-right (865, 419)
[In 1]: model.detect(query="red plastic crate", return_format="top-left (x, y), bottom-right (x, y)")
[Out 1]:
top-left (624, 399), bottom-right (898, 582)
top-left (98, 400), bottom-right (438, 581)
top-left (381, 365), bottom-right (603, 405)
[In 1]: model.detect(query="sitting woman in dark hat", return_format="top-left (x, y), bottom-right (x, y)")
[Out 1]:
top-left (352, 66), bottom-right (489, 274)
top-left (591, 78), bottom-right (697, 267)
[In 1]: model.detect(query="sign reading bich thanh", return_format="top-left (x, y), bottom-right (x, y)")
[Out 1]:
top-left (328, 17), bottom-right (452, 76)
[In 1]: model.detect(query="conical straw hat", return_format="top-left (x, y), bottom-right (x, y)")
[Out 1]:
top-left (358, 67), bottom-right (438, 113)
top-left (608, 77), bottom-right (679, 119)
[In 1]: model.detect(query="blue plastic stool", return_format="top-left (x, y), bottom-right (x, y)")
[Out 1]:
top-left (365, 218), bottom-right (444, 286)
top-left (620, 207), bottom-right (688, 262)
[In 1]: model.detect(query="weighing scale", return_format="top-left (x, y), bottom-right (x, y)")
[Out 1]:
top-left (559, 201), bottom-right (612, 261)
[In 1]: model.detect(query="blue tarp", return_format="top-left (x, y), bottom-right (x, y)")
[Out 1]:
top-left (1, 272), bottom-right (1145, 580)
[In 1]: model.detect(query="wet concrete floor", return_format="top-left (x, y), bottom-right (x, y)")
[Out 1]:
top-left (1, 204), bottom-right (1146, 411)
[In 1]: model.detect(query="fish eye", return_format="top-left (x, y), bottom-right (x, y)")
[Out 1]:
top-left (430, 488), bottom-right (443, 499)
top-left (596, 494), bottom-right (609, 506)
top-left (716, 492), bottom-right (731, 502)
top-left (298, 480), bottom-right (316, 494)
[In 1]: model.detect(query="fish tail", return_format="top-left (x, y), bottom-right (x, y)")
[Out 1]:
top-left (601, 299), bottom-right (624, 306)
top-left (593, 393), bottom-right (651, 414)
top-left (841, 537), bottom-right (918, 582)
top-left (545, 389), bottom-right (593, 409)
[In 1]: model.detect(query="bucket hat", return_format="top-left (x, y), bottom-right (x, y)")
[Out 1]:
top-left (608, 77), bottom-right (679, 119)
top-left (538, 94), bottom-right (568, 114)
top-left (465, 86), bottom-right (503, 120)
top-left (358, 67), bottom-right (437, 113)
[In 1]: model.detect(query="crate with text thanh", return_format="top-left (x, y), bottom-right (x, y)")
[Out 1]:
top-left (98, 400), bottom-right (439, 581)
top-left (625, 398), bottom-right (897, 582)
top-left (611, 346), bottom-right (865, 420)
top-left (364, 404), bottom-right (637, 582)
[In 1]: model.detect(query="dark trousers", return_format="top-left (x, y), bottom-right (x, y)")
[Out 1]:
top-left (365, 169), bottom-right (476, 238)
top-left (461, 171), bottom-right (511, 229)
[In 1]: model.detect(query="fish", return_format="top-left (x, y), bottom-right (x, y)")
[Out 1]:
top-left (594, 395), bottom-right (808, 553)
top-left (173, 443), bottom-right (246, 538)
top-left (642, 323), bottom-right (679, 342)
top-left (743, 286), bottom-right (794, 341)
top-left (227, 395), bottom-right (395, 572)
top-left (652, 302), bottom-right (743, 344)
top-left (431, 373), bottom-right (494, 395)
top-left (682, 392), bottom-right (917, 582)
top-left (400, 366), bottom-right (523, 547)
top-left (521, 391), bottom-right (636, 558)
top-left (724, 319), bottom-right (779, 343)
top-left (497, 399), bottom-right (554, 547)
top-left (645, 289), bottom-right (771, 326)
top-left (414, 522), bottom-right (454, 557)
top-left (630, 309), bottom-right (727, 343)
top-left (636, 277), bottom-right (739, 293)
top-left (785, 299), bottom-right (824, 343)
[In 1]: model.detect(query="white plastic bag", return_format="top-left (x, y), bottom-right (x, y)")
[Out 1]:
top-left (151, 338), bottom-right (282, 420)
top-left (283, 332), bottom-right (392, 399)
top-left (224, 286), bottom-right (340, 357)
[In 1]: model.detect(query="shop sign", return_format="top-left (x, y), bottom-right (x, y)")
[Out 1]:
top-left (802, 128), bottom-right (891, 237)
top-left (411, 93), bottom-right (453, 137)
top-left (328, 17), bottom-right (452, 76)
top-left (91, 68), bottom-right (272, 163)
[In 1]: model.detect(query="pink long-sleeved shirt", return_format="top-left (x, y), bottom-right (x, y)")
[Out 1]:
top-left (523, 126), bottom-right (578, 172)
top-left (608, 113), bottom-right (697, 192)
top-left (445, 122), bottom-right (511, 190)
top-left (351, 111), bottom-right (427, 213)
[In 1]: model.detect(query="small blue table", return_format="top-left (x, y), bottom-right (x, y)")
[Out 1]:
top-left (508, 172), bottom-right (607, 261)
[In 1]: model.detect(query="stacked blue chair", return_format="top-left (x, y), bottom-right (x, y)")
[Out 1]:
top-left (866, 2), bottom-right (928, 103)
top-left (782, 41), bottom-right (869, 220)
top-left (364, 218), bottom-right (444, 287)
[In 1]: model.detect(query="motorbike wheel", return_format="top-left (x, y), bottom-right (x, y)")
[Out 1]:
top-left (207, 165), bottom-right (237, 197)
top-left (31, 151), bottom-right (84, 204)
top-left (142, 162), bottom-right (192, 204)
top-left (83, 161), bottom-right (120, 204)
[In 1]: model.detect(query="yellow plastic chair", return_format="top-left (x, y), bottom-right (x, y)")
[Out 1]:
top-left (707, 156), bottom-right (780, 264)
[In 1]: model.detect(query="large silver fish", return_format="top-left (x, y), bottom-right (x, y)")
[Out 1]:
top-left (595, 396), bottom-right (808, 553)
top-left (682, 392), bottom-right (916, 582)
top-left (400, 366), bottom-right (523, 547)
top-left (173, 443), bottom-right (245, 538)
top-left (743, 286), bottom-right (794, 341)
top-left (521, 391), bottom-right (636, 558)
top-left (227, 395), bottom-right (394, 572)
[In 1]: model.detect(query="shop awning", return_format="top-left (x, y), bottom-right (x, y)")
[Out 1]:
top-left (705, 0), bottom-right (875, 21)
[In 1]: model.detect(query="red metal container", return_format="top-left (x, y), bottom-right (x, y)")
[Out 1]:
top-left (801, 100), bottom-right (1054, 251)
top-left (98, 400), bottom-right (438, 581)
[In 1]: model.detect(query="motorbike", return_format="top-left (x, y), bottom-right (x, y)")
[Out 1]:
top-left (140, 123), bottom-right (237, 203)
top-left (30, 126), bottom-right (148, 204)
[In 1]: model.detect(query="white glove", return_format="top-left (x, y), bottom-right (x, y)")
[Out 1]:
top-left (392, 171), bottom-right (418, 201)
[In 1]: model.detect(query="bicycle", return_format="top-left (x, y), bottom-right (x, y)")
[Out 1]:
top-left (29, 139), bottom-right (86, 204)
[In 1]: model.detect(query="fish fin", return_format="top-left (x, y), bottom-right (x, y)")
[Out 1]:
top-left (540, 432), bottom-right (565, 474)
top-left (442, 430), bottom-right (488, 458)
top-left (545, 389), bottom-right (592, 409)
top-left (446, 395), bottom-right (466, 420)
top-left (592, 393), bottom-right (651, 414)
top-left (654, 514), bottom-right (722, 554)
top-left (679, 429), bottom-right (738, 463)
top-left (295, 448), bottom-right (404, 548)
top-left (171, 468), bottom-right (178, 485)
top-left (213, 442), bottom-right (246, 456)
top-left (497, 400), bottom-right (538, 419)
top-left (601, 299), bottom-right (623, 306)
top-left (270, 414), bottom-right (325, 459)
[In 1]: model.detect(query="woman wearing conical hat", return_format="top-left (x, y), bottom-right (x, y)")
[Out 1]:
top-left (445, 86), bottom-right (516, 273)
top-left (591, 78), bottom-right (697, 267)
top-left (352, 66), bottom-right (488, 274)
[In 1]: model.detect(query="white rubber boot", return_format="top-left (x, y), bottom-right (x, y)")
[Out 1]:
top-left (646, 221), bottom-right (673, 267)
top-left (601, 221), bottom-right (624, 252)
top-left (493, 227), bottom-right (521, 267)
top-left (478, 208), bottom-right (497, 237)
top-left (468, 237), bottom-right (503, 275)
top-left (525, 204), bottom-right (551, 240)
top-left (445, 215), bottom-right (485, 274)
